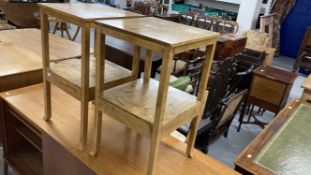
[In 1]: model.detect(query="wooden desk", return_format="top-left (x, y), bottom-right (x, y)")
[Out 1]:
top-left (235, 100), bottom-right (311, 175)
top-left (0, 28), bottom-right (81, 92)
top-left (245, 45), bottom-right (276, 65)
top-left (301, 74), bottom-right (311, 104)
top-left (39, 3), bottom-right (143, 149)
top-left (0, 84), bottom-right (240, 175)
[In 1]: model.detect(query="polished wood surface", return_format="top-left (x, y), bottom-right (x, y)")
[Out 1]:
top-left (301, 74), bottom-right (311, 104)
top-left (0, 29), bottom-right (81, 92)
top-left (234, 100), bottom-right (305, 175)
top-left (38, 3), bottom-right (143, 22)
top-left (0, 28), bottom-right (81, 61)
top-left (0, 84), bottom-right (240, 175)
top-left (245, 45), bottom-right (276, 65)
top-left (248, 65), bottom-right (297, 113)
top-left (48, 55), bottom-right (132, 100)
top-left (96, 17), bottom-right (219, 48)
top-left (99, 78), bottom-right (200, 135)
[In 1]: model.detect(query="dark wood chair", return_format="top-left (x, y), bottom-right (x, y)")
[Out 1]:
top-left (293, 26), bottom-right (311, 72)
top-left (195, 15), bottom-right (215, 30)
top-left (178, 11), bottom-right (198, 26)
top-left (213, 18), bottom-right (239, 34)
top-left (132, 1), bottom-right (151, 15)
top-left (195, 90), bottom-right (248, 153)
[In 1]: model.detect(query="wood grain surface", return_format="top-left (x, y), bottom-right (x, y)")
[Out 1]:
top-left (0, 84), bottom-right (240, 175)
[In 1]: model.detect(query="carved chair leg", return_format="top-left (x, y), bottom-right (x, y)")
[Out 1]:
top-left (3, 160), bottom-right (8, 175)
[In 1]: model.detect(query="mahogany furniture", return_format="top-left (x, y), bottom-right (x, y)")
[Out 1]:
top-left (0, 84), bottom-right (240, 175)
top-left (0, 28), bottom-right (81, 92)
top-left (235, 100), bottom-right (311, 175)
top-left (39, 3), bottom-right (143, 149)
top-left (215, 34), bottom-right (247, 60)
top-left (301, 74), bottom-right (311, 104)
top-left (245, 45), bottom-right (276, 65)
top-left (92, 17), bottom-right (218, 175)
top-left (293, 26), bottom-right (311, 72)
top-left (238, 65), bottom-right (297, 130)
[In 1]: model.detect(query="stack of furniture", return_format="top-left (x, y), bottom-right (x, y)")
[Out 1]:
top-left (39, 3), bottom-right (143, 150)
top-left (91, 17), bottom-right (219, 175)
top-left (293, 26), bottom-right (311, 72)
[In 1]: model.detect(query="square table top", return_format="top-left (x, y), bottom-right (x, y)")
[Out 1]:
top-left (253, 65), bottom-right (297, 84)
top-left (96, 17), bottom-right (219, 48)
top-left (39, 3), bottom-right (143, 22)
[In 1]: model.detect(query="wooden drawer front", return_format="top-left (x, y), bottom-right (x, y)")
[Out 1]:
top-left (301, 89), bottom-right (311, 105)
top-left (250, 76), bottom-right (286, 105)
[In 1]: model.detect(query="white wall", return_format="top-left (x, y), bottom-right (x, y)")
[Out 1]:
top-left (236, 0), bottom-right (262, 33)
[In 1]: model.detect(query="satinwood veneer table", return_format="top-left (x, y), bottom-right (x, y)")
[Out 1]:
top-left (39, 2), bottom-right (143, 149)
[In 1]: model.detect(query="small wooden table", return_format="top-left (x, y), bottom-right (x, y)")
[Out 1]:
top-left (238, 65), bottom-right (297, 130)
top-left (39, 2), bottom-right (143, 149)
top-left (0, 84), bottom-right (240, 175)
top-left (0, 28), bottom-right (81, 92)
top-left (93, 17), bottom-right (219, 175)
top-left (235, 100), bottom-right (311, 175)
top-left (245, 45), bottom-right (276, 65)
top-left (301, 74), bottom-right (311, 104)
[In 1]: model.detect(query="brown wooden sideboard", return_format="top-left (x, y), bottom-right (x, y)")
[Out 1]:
top-left (0, 84), bottom-right (241, 175)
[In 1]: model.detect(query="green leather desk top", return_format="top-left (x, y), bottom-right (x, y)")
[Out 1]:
top-left (254, 104), bottom-right (311, 175)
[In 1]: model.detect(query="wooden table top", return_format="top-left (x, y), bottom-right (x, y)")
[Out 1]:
top-left (0, 29), bottom-right (81, 77)
top-left (235, 100), bottom-right (311, 175)
top-left (96, 17), bottom-right (219, 48)
top-left (0, 28), bottom-right (81, 61)
top-left (245, 45), bottom-right (276, 54)
top-left (253, 65), bottom-right (297, 84)
top-left (38, 3), bottom-right (143, 22)
top-left (0, 84), bottom-right (239, 175)
top-left (301, 74), bottom-right (311, 91)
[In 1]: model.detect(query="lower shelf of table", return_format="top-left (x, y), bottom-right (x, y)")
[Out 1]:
top-left (97, 78), bottom-right (201, 136)
top-left (47, 56), bottom-right (132, 100)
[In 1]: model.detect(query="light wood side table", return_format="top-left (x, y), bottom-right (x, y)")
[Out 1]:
top-left (91, 17), bottom-right (219, 175)
top-left (39, 2), bottom-right (143, 149)
top-left (301, 74), bottom-right (311, 104)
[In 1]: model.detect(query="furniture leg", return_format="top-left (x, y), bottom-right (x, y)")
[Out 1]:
top-left (186, 116), bottom-right (200, 157)
top-left (79, 25), bottom-right (91, 150)
top-left (132, 45), bottom-right (141, 79)
top-left (52, 21), bottom-right (59, 34)
top-left (63, 23), bottom-right (72, 40)
top-left (147, 50), bottom-right (174, 175)
top-left (72, 26), bottom-right (81, 41)
top-left (144, 49), bottom-right (152, 79)
top-left (90, 28), bottom-right (105, 156)
top-left (41, 11), bottom-right (51, 121)
top-left (3, 160), bottom-right (8, 175)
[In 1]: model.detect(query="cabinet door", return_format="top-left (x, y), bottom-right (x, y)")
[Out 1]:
top-left (43, 134), bottom-right (96, 175)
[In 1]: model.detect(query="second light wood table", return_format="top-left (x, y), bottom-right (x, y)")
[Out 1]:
top-left (92, 17), bottom-right (219, 175)
top-left (39, 2), bottom-right (143, 149)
